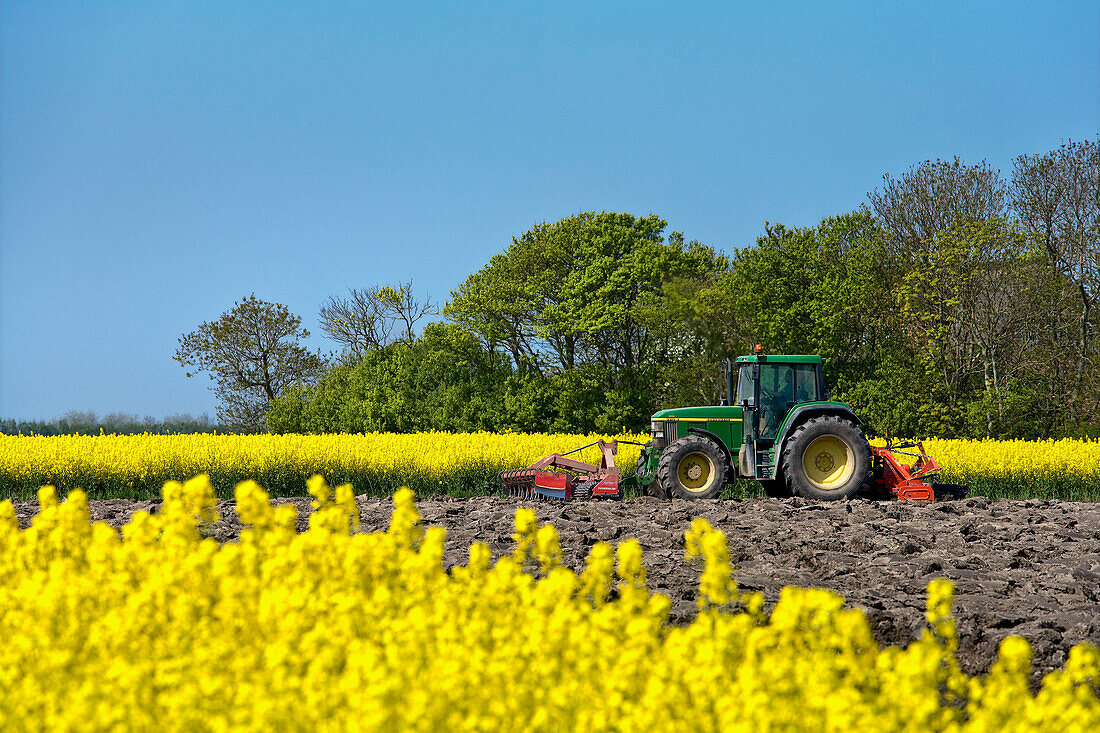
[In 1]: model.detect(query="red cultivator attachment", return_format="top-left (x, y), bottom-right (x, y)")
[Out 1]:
top-left (871, 438), bottom-right (968, 502)
top-left (500, 439), bottom-right (624, 501)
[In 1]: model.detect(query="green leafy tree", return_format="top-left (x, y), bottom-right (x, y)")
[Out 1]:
top-left (632, 264), bottom-right (775, 410)
top-left (447, 212), bottom-right (723, 371)
top-left (445, 212), bottom-right (725, 427)
top-left (728, 213), bottom-right (892, 384)
top-left (175, 295), bottom-right (325, 432)
top-left (267, 323), bottom-right (544, 434)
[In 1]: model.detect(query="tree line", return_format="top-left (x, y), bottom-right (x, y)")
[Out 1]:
top-left (1, 411), bottom-right (221, 436)
top-left (176, 136), bottom-right (1099, 439)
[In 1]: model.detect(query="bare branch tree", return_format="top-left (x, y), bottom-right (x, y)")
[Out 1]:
top-left (940, 221), bottom-right (1058, 435)
top-left (1012, 137), bottom-right (1100, 414)
top-left (868, 157), bottom-right (1008, 261)
top-left (319, 288), bottom-right (395, 359)
top-left (320, 282), bottom-right (436, 358)
top-left (378, 281), bottom-right (436, 343)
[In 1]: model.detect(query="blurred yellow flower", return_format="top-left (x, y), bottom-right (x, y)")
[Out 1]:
top-left (0, 476), bottom-right (1095, 730)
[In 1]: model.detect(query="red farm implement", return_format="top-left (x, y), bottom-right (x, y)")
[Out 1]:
top-left (500, 439), bottom-right (644, 501)
top-left (871, 437), bottom-right (968, 502)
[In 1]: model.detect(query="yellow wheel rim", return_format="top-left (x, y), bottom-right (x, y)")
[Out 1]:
top-left (802, 435), bottom-right (854, 490)
top-left (676, 451), bottom-right (715, 492)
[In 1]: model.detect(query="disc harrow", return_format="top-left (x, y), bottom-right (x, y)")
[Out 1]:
top-left (500, 439), bottom-right (628, 501)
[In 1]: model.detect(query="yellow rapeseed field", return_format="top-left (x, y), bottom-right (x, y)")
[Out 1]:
top-left (0, 431), bottom-right (646, 481)
top-left (919, 438), bottom-right (1100, 481)
top-left (0, 432), bottom-right (647, 499)
top-left (0, 476), bottom-right (1096, 730)
top-left (2, 432), bottom-right (1099, 499)
top-left (878, 438), bottom-right (1100, 499)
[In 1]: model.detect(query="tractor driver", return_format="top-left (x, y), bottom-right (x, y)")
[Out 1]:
top-left (761, 368), bottom-right (794, 438)
top-left (795, 375), bottom-right (813, 403)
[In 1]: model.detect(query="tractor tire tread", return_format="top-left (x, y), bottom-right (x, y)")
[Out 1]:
top-left (657, 435), bottom-right (728, 500)
top-left (780, 415), bottom-right (872, 500)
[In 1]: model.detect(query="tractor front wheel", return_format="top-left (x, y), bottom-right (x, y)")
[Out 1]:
top-left (657, 436), bottom-right (727, 500)
top-left (780, 416), bottom-right (871, 500)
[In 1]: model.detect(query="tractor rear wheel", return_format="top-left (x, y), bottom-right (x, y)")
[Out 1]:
top-left (780, 416), bottom-right (871, 500)
top-left (657, 436), bottom-right (727, 500)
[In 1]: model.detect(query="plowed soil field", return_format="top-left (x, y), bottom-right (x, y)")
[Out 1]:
top-left (14, 495), bottom-right (1100, 680)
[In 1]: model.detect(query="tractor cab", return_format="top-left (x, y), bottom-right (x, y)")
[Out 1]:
top-left (733, 352), bottom-right (827, 481)
top-left (734, 352), bottom-right (824, 439)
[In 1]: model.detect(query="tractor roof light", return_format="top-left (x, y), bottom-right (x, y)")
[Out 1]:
top-left (754, 344), bottom-right (764, 355)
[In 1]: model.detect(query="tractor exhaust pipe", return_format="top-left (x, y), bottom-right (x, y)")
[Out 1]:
top-left (723, 358), bottom-right (734, 406)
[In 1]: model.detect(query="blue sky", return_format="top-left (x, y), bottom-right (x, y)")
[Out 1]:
top-left (2, 1), bottom-right (1098, 421)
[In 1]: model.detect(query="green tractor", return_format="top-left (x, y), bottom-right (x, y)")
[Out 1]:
top-left (501, 348), bottom-right (964, 503)
top-left (636, 350), bottom-right (872, 501)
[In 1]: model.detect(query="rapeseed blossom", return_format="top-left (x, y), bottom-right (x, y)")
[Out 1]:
top-left (0, 431), bottom-right (646, 499)
top-left (4, 432), bottom-right (1100, 499)
top-left (0, 475), bottom-right (1096, 730)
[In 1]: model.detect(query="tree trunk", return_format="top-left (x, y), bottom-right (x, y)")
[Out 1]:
top-left (982, 355), bottom-right (993, 437)
top-left (1072, 281), bottom-right (1092, 418)
top-left (992, 348), bottom-right (1003, 424)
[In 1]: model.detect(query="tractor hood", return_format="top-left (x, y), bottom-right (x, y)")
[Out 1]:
top-left (651, 405), bottom-right (743, 420)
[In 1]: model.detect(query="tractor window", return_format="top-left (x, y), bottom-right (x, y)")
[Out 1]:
top-left (794, 364), bottom-right (820, 403)
top-left (736, 365), bottom-right (755, 405)
top-left (759, 365), bottom-right (795, 439)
